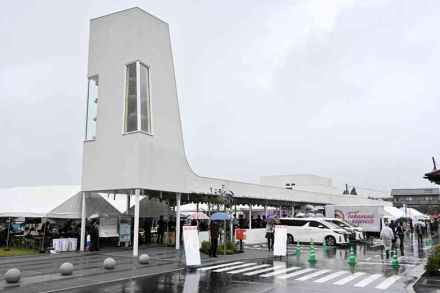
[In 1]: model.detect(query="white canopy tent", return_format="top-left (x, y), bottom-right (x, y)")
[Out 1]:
top-left (384, 206), bottom-right (406, 220)
top-left (400, 207), bottom-right (429, 220)
top-left (0, 185), bottom-right (120, 219)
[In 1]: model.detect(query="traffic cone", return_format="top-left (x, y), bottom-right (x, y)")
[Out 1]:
top-left (308, 240), bottom-right (317, 264)
top-left (347, 246), bottom-right (356, 266)
top-left (322, 239), bottom-right (327, 250)
top-left (295, 241), bottom-right (301, 257)
top-left (391, 249), bottom-right (400, 269)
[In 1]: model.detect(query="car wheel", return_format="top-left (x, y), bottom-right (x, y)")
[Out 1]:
top-left (287, 234), bottom-right (294, 244)
top-left (326, 236), bottom-right (336, 246)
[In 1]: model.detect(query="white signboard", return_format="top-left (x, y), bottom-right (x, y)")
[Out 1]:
top-left (183, 226), bottom-right (201, 267)
top-left (273, 225), bottom-right (287, 256)
top-left (100, 217), bottom-right (119, 238)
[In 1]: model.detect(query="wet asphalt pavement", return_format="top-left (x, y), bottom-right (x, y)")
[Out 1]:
top-left (61, 234), bottom-right (438, 293)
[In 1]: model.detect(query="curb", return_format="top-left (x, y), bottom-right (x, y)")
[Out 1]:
top-left (406, 262), bottom-right (426, 293)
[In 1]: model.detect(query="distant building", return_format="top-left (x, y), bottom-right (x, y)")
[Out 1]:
top-left (391, 188), bottom-right (440, 214)
top-left (260, 175), bottom-right (338, 195)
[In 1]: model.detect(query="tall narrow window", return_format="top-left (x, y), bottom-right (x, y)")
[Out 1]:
top-left (124, 61), bottom-right (152, 134)
top-left (85, 76), bottom-right (98, 140)
top-left (125, 63), bottom-right (138, 133)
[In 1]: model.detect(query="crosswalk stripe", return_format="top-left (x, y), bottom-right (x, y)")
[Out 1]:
top-left (334, 272), bottom-right (365, 285)
top-left (295, 269), bottom-right (332, 281)
top-left (227, 264), bottom-right (270, 274)
top-left (214, 263), bottom-right (257, 272)
top-left (261, 267), bottom-right (300, 277)
top-left (354, 274), bottom-right (382, 287)
top-left (375, 275), bottom-right (401, 290)
top-left (243, 265), bottom-right (285, 276)
top-left (199, 262), bottom-right (243, 271)
top-left (277, 268), bottom-right (315, 280)
top-left (314, 271), bottom-right (348, 283)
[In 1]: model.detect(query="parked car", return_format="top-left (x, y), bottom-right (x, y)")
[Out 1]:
top-left (324, 218), bottom-right (366, 241)
top-left (279, 218), bottom-right (350, 246)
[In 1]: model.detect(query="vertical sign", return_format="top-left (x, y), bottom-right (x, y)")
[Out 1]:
top-left (183, 226), bottom-right (201, 267)
top-left (273, 225), bottom-right (287, 256)
top-left (119, 215), bottom-right (132, 243)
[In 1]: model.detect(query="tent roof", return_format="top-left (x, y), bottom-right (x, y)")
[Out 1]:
top-left (127, 197), bottom-right (170, 218)
top-left (0, 185), bottom-right (120, 219)
top-left (0, 185), bottom-right (80, 218)
top-left (384, 206), bottom-right (405, 219)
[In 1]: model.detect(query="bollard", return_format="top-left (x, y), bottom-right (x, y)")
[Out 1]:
top-left (139, 254), bottom-right (150, 264)
top-left (295, 241), bottom-right (301, 257)
top-left (347, 246), bottom-right (356, 266)
top-left (391, 249), bottom-right (400, 269)
top-left (5, 268), bottom-right (21, 283)
top-left (60, 262), bottom-right (74, 276)
top-left (104, 258), bottom-right (117, 269)
top-left (308, 240), bottom-right (317, 265)
top-left (427, 234), bottom-right (433, 246)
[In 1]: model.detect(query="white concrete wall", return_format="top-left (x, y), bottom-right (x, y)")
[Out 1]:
top-left (81, 8), bottom-right (390, 208)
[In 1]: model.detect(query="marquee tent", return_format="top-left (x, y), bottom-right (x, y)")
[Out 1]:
top-left (384, 206), bottom-right (406, 220)
top-left (399, 207), bottom-right (428, 220)
top-left (0, 185), bottom-right (120, 219)
top-left (127, 197), bottom-right (170, 218)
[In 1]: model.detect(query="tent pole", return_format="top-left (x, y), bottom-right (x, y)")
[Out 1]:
top-left (133, 189), bottom-right (140, 257)
top-left (5, 217), bottom-right (11, 251)
top-left (249, 204), bottom-right (252, 229)
top-left (176, 193), bottom-right (181, 250)
top-left (126, 194), bottom-right (130, 215)
top-left (80, 192), bottom-right (87, 252)
top-left (40, 217), bottom-right (46, 253)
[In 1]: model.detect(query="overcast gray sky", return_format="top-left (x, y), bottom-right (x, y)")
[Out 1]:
top-left (1, 0), bottom-right (439, 195)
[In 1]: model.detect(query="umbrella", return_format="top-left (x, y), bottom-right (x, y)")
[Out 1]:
top-left (187, 212), bottom-right (209, 220)
top-left (210, 212), bottom-right (230, 221)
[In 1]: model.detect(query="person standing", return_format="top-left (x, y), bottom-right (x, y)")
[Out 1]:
top-left (396, 222), bottom-right (405, 256)
top-left (265, 220), bottom-right (274, 251)
top-left (209, 220), bottom-right (220, 257)
top-left (156, 215), bottom-right (165, 245)
top-left (415, 222), bottom-right (423, 247)
top-left (389, 220), bottom-right (397, 249)
top-left (380, 223), bottom-right (394, 259)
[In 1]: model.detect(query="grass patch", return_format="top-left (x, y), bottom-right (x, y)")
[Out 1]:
top-left (0, 247), bottom-right (39, 257)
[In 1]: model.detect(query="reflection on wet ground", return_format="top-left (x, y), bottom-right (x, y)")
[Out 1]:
top-left (66, 234), bottom-right (438, 293)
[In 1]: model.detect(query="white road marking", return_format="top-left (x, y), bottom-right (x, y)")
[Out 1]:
top-left (295, 269), bottom-right (332, 281)
top-left (365, 257), bottom-right (372, 260)
top-left (374, 255), bottom-right (380, 258)
top-left (357, 262), bottom-right (415, 267)
top-left (243, 265), bottom-right (285, 276)
top-left (353, 273), bottom-right (382, 287)
top-left (375, 275), bottom-right (401, 290)
top-left (314, 271), bottom-right (348, 283)
top-left (334, 272), bottom-right (366, 285)
top-left (214, 263), bottom-right (257, 272)
top-left (227, 264), bottom-right (270, 274)
top-left (199, 262), bottom-right (243, 271)
top-left (261, 267), bottom-right (300, 278)
top-left (276, 268), bottom-right (315, 280)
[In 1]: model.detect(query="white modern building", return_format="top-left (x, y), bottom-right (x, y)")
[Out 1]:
top-left (79, 8), bottom-right (387, 255)
top-left (260, 174), bottom-right (338, 195)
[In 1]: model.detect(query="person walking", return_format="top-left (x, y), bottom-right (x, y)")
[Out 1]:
top-left (209, 220), bottom-right (220, 257)
top-left (389, 220), bottom-right (397, 249)
top-left (265, 220), bottom-right (275, 251)
top-left (396, 222), bottom-right (405, 256)
top-left (415, 222), bottom-right (423, 247)
top-left (380, 223), bottom-right (394, 259)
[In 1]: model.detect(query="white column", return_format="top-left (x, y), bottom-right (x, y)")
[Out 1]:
top-left (133, 189), bottom-right (140, 257)
top-left (248, 204), bottom-right (252, 229)
top-left (291, 206), bottom-right (295, 217)
top-left (279, 205), bottom-right (282, 217)
top-left (176, 193), bottom-right (181, 250)
top-left (196, 202), bottom-right (199, 213)
top-left (80, 192), bottom-right (86, 251)
top-left (264, 204), bottom-right (267, 217)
